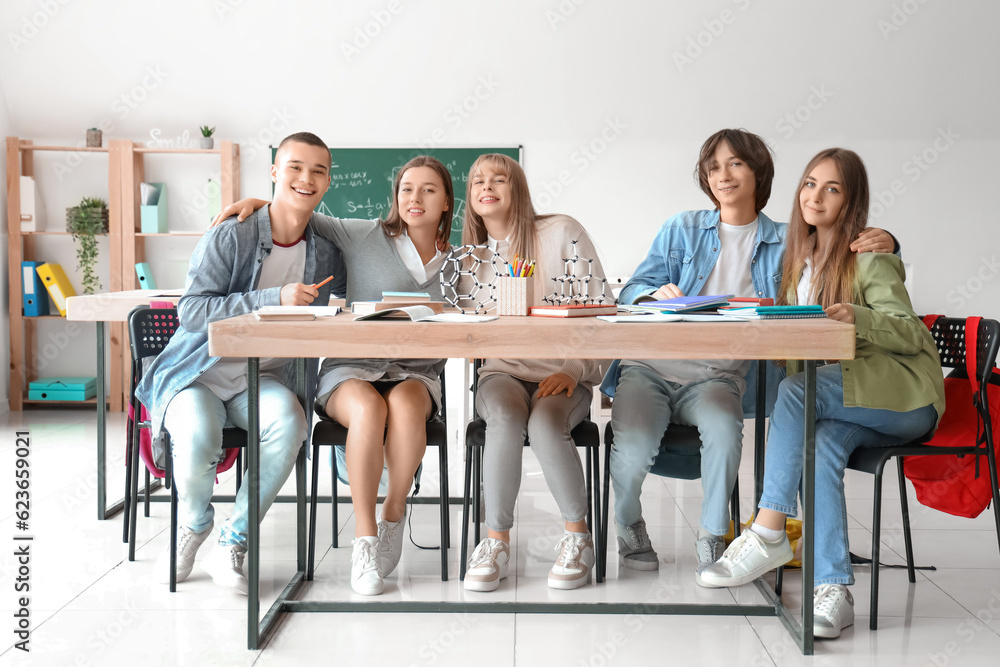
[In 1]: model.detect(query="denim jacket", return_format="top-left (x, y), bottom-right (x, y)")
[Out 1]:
top-left (602, 209), bottom-right (787, 416)
top-left (136, 206), bottom-right (346, 438)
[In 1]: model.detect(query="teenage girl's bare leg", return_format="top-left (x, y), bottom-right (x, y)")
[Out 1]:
top-left (382, 380), bottom-right (433, 522)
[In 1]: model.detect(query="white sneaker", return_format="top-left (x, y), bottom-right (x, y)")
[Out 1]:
top-left (202, 542), bottom-right (248, 595)
top-left (351, 537), bottom-right (383, 596)
top-left (158, 520), bottom-right (213, 584)
top-left (813, 584), bottom-right (855, 639)
top-left (464, 538), bottom-right (510, 592)
top-left (376, 508), bottom-right (406, 578)
top-left (696, 529), bottom-right (792, 588)
top-left (548, 532), bottom-right (595, 590)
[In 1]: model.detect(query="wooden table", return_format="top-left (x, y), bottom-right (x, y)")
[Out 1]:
top-left (209, 313), bottom-right (854, 654)
top-left (66, 289), bottom-right (182, 519)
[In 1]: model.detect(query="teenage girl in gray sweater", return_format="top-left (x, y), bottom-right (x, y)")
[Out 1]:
top-left (460, 154), bottom-right (611, 592)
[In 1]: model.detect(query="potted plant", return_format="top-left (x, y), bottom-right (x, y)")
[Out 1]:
top-left (199, 125), bottom-right (216, 149)
top-left (86, 127), bottom-right (102, 147)
top-left (66, 197), bottom-right (109, 294)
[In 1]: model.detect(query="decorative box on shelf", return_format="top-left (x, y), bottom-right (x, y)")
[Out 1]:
top-left (28, 376), bottom-right (97, 401)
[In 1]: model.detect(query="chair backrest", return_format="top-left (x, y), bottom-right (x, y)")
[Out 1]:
top-left (128, 306), bottom-right (180, 361)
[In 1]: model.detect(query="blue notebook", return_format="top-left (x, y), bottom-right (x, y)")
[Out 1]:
top-left (631, 294), bottom-right (733, 313)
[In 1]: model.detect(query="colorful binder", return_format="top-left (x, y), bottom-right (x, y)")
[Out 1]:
top-left (135, 262), bottom-right (158, 289)
top-left (35, 263), bottom-right (76, 317)
top-left (21, 260), bottom-right (49, 316)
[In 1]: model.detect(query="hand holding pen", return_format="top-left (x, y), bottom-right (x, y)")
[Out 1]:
top-left (279, 276), bottom-right (333, 306)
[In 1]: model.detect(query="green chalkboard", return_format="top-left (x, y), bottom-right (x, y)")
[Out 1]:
top-left (271, 146), bottom-right (521, 245)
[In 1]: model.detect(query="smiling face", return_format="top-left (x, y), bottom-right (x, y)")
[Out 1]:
top-left (798, 158), bottom-right (845, 230)
top-left (705, 140), bottom-right (756, 213)
top-left (270, 140), bottom-right (331, 212)
top-left (469, 163), bottom-right (512, 223)
top-left (397, 165), bottom-right (449, 231)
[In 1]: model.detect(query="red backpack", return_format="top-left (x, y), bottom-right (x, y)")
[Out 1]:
top-left (902, 316), bottom-right (1000, 518)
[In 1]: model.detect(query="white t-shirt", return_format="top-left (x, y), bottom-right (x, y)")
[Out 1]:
top-left (197, 237), bottom-right (306, 401)
top-left (394, 231), bottom-right (446, 284)
top-left (623, 218), bottom-right (758, 389)
top-left (796, 235), bottom-right (819, 306)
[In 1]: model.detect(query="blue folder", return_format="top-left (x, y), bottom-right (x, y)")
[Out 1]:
top-left (22, 261), bottom-right (49, 316)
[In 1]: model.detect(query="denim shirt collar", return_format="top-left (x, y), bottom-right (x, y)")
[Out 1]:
top-left (699, 208), bottom-right (781, 245)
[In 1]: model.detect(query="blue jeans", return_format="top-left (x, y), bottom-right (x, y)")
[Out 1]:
top-left (610, 364), bottom-right (744, 536)
top-left (163, 378), bottom-right (307, 548)
top-left (759, 364), bottom-right (937, 585)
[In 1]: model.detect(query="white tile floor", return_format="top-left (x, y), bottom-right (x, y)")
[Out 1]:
top-left (2, 409), bottom-right (1000, 666)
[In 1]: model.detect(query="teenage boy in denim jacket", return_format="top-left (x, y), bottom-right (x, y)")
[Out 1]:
top-left (604, 129), bottom-right (895, 582)
top-left (137, 132), bottom-right (346, 594)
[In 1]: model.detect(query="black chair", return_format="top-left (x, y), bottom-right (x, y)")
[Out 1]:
top-left (600, 422), bottom-right (742, 579)
top-left (122, 306), bottom-right (247, 592)
top-left (307, 372), bottom-right (450, 581)
top-left (846, 316), bottom-right (1000, 630)
top-left (459, 361), bottom-right (602, 583)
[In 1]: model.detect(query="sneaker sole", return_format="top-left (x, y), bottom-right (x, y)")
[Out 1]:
top-left (351, 580), bottom-right (384, 596)
top-left (619, 555), bottom-right (659, 571)
top-left (548, 571), bottom-right (592, 590)
top-left (696, 550), bottom-right (793, 588)
top-left (463, 578), bottom-right (501, 592)
top-left (814, 616), bottom-right (853, 639)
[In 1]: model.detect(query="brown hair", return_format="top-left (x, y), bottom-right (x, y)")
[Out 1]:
top-left (381, 155), bottom-right (454, 248)
top-left (275, 132), bottom-right (330, 167)
top-left (777, 148), bottom-right (870, 308)
top-left (462, 153), bottom-right (543, 259)
top-left (695, 129), bottom-right (774, 213)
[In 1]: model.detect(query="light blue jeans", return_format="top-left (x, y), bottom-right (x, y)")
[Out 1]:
top-left (610, 364), bottom-right (744, 537)
top-left (163, 378), bottom-right (307, 548)
top-left (759, 364), bottom-right (937, 585)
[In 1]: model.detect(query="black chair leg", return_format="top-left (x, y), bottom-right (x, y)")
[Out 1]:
top-left (896, 458), bottom-right (916, 583)
top-left (601, 439), bottom-right (612, 581)
top-left (775, 566), bottom-right (783, 595)
top-left (460, 441), bottom-right (474, 581)
top-left (307, 443), bottom-right (320, 581)
top-left (169, 466), bottom-right (178, 593)
top-left (439, 444), bottom-right (449, 581)
top-left (473, 444), bottom-right (482, 549)
top-left (235, 449), bottom-right (243, 492)
top-left (732, 478), bottom-right (741, 538)
top-left (592, 440), bottom-right (602, 584)
top-left (123, 404), bottom-right (135, 544)
top-left (870, 471), bottom-right (884, 631)
top-left (143, 468), bottom-right (151, 518)
top-left (332, 450), bottom-right (340, 550)
top-left (985, 437), bottom-right (1000, 558)
top-left (127, 419), bottom-right (142, 562)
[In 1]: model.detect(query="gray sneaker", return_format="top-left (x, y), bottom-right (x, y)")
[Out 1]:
top-left (694, 534), bottom-right (725, 586)
top-left (615, 518), bottom-right (658, 570)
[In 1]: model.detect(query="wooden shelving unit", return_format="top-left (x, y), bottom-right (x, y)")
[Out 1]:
top-left (6, 137), bottom-right (240, 412)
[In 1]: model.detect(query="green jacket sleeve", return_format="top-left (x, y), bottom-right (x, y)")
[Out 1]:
top-left (852, 254), bottom-right (926, 356)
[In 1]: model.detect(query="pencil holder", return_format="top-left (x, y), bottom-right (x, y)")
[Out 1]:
top-left (496, 277), bottom-right (533, 316)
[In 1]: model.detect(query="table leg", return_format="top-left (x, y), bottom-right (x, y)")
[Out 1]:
top-left (800, 360), bottom-right (816, 654)
top-left (97, 321), bottom-right (106, 520)
top-left (247, 357), bottom-right (260, 650)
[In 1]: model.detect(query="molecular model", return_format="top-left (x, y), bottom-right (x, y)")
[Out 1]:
top-left (542, 240), bottom-right (609, 306)
top-left (439, 244), bottom-right (507, 314)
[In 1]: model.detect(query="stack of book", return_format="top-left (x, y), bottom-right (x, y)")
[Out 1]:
top-left (351, 291), bottom-right (446, 315)
top-left (629, 294), bottom-right (733, 314)
top-left (719, 305), bottom-right (827, 319)
top-left (529, 303), bottom-right (618, 318)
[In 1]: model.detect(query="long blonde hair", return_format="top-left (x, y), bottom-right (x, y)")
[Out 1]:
top-left (778, 148), bottom-right (870, 308)
top-left (462, 153), bottom-right (545, 259)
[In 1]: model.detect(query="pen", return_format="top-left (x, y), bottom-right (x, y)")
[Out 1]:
top-left (312, 275), bottom-right (334, 289)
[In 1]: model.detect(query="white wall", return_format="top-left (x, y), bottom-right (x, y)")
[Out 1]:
top-left (1, 0), bottom-right (998, 383)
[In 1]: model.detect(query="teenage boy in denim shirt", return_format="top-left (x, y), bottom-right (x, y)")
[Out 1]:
top-left (604, 129), bottom-right (894, 582)
top-left (137, 132), bottom-right (346, 594)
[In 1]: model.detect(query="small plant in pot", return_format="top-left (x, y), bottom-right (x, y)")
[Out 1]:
top-left (66, 197), bottom-right (109, 294)
top-left (199, 125), bottom-right (216, 149)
